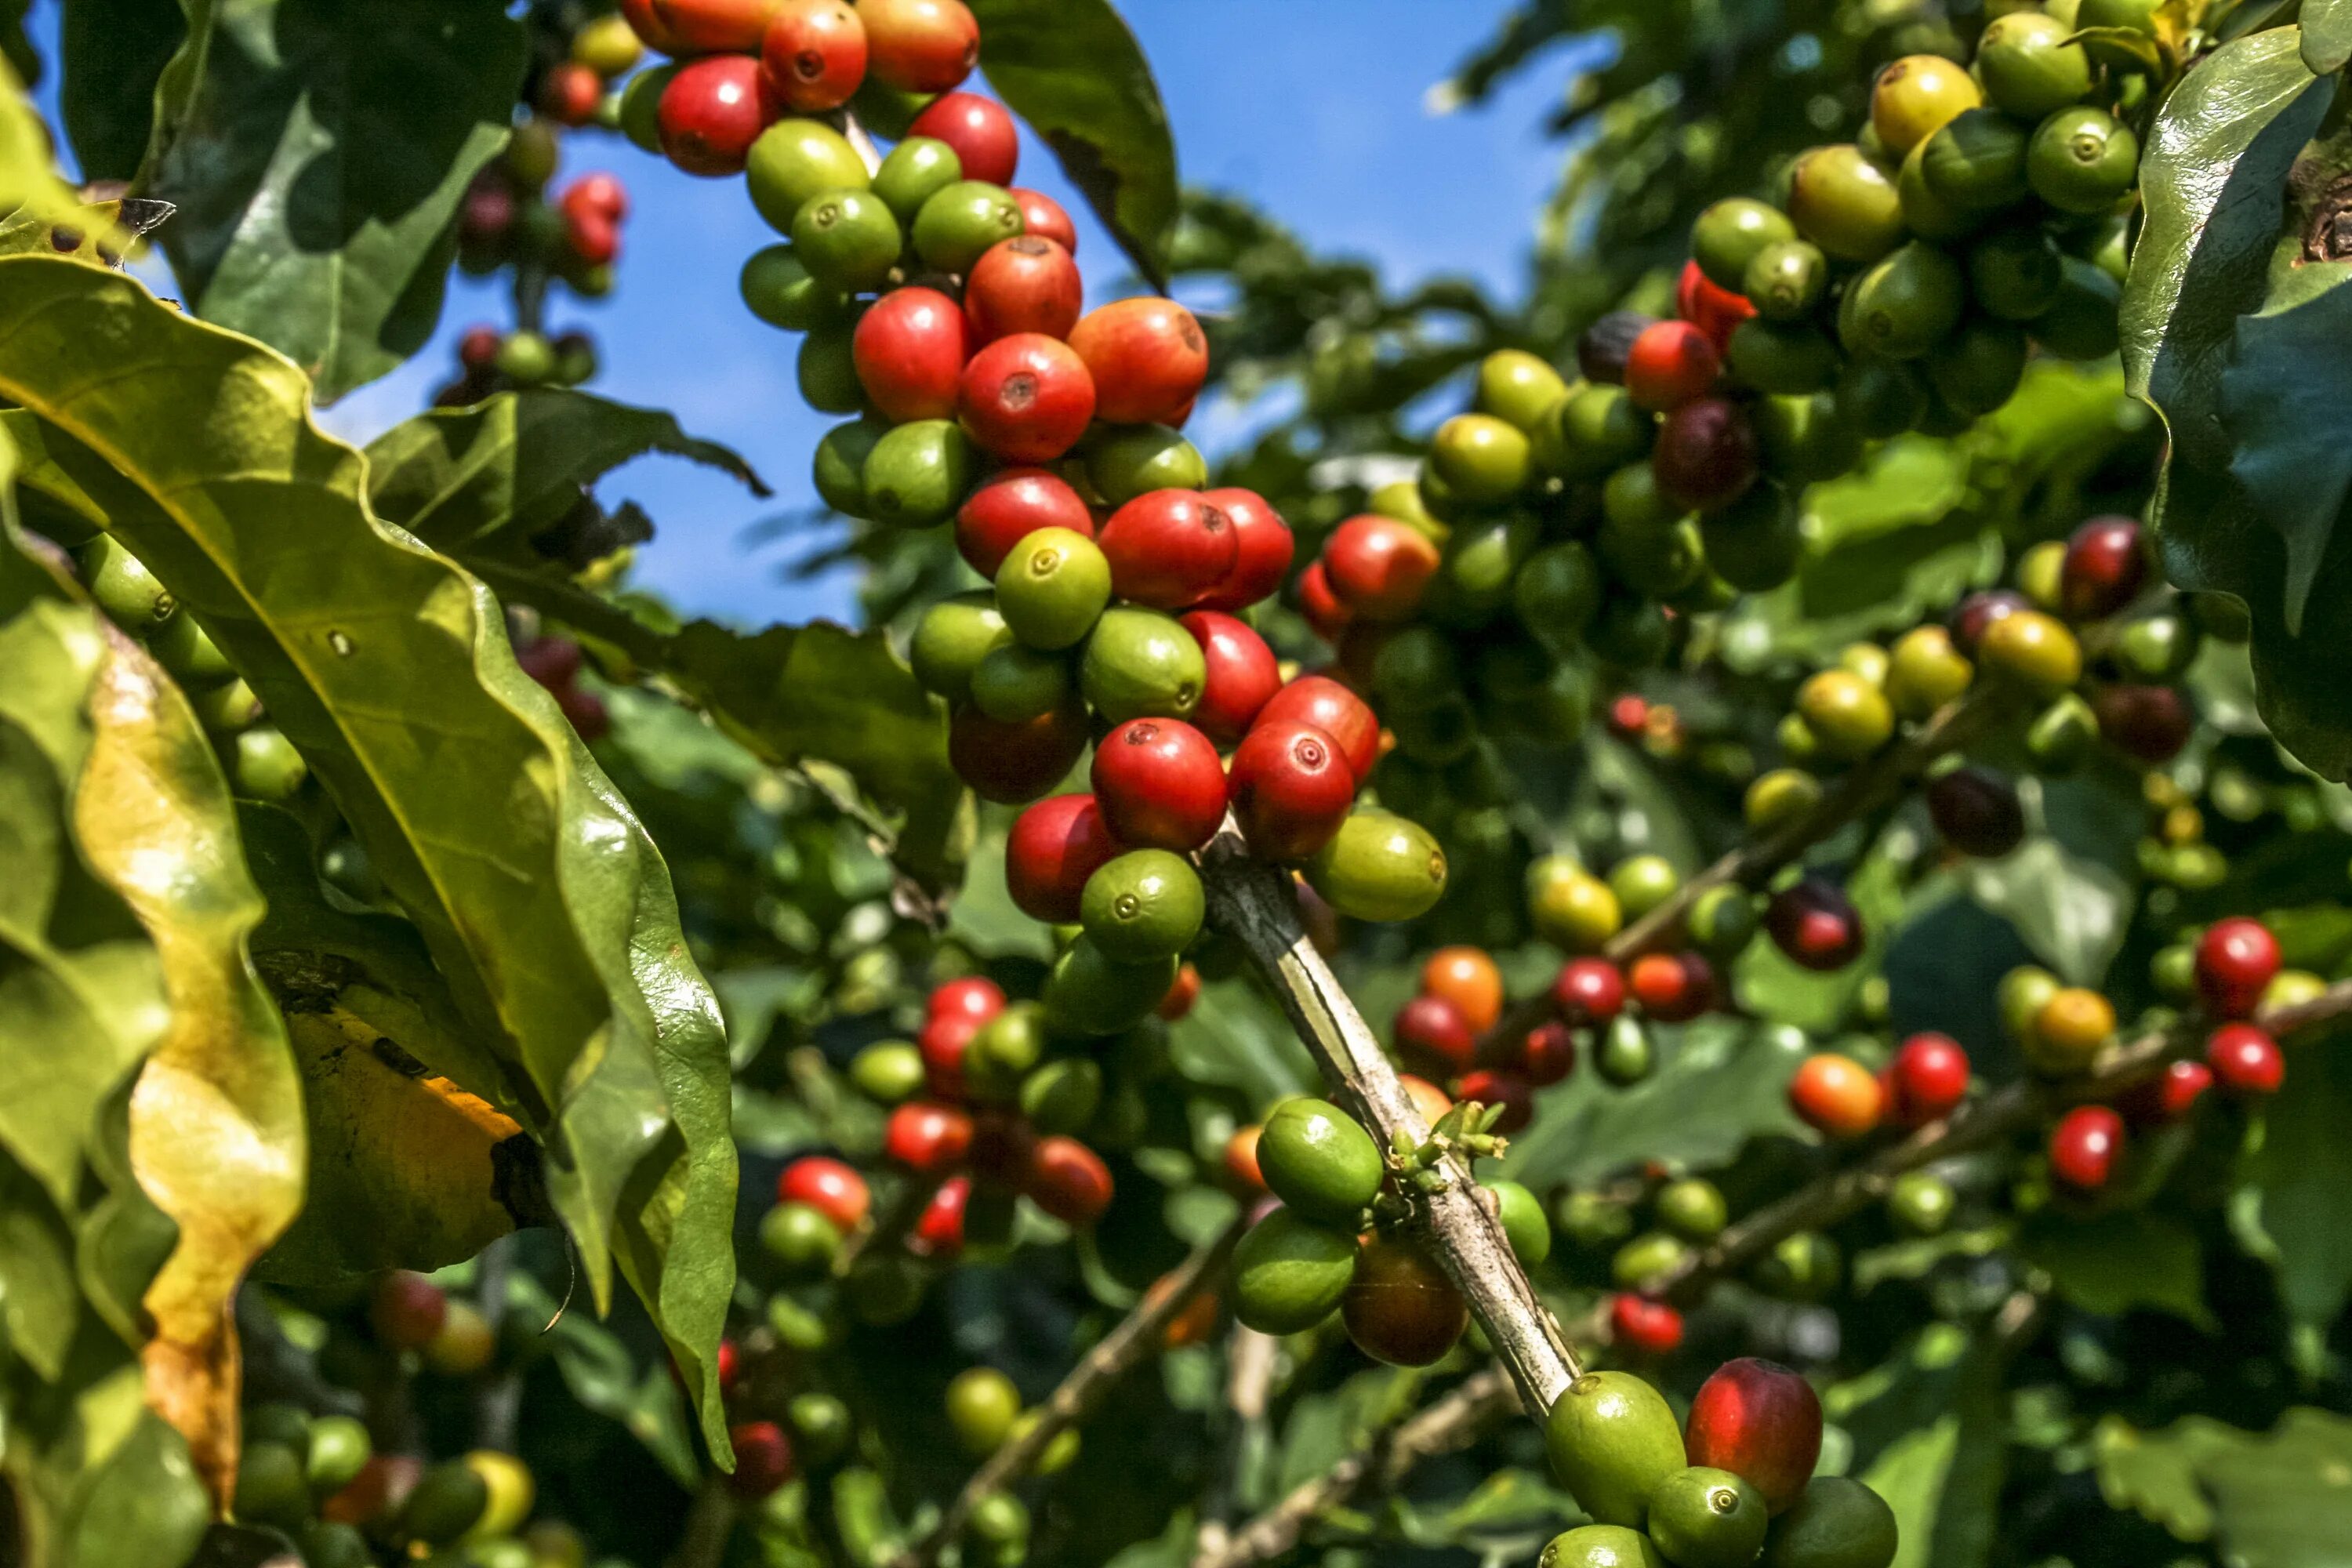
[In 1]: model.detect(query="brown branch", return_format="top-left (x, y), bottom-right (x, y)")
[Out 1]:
top-left (1200, 826), bottom-right (1583, 1415)
top-left (891, 1211), bottom-right (1250, 1568)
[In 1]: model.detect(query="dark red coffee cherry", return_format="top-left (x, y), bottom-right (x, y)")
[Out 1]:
top-left (930, 975), bottom-right (1005, 1022)
top-left (2118, 1058), bottom-right (2211, 1126)
top-left (1191, 488), bottom-right (1295, 612)
top-left (1651, 396), bottom-right (1759, 513)
top-left (1005, 793), bottom-right (1121, 924)
top-left (1394, 993), bottom-right (1475, 1076)
top-left (1227, 719), bottom-right (1356, 862)
top-left (1926, 765), bottom-right (2025, 857)
top-left (1948, 589), bottom-right (2027, 653)
top-left (1295, 561), bottom-right (1352, 643)
top-left (1254, 675), bottom-right (1380, 782)
top-left (1091, 718), bottom-right (1227, 851)
top-left (726, 1421), bottom-right (796, 1499)
top-left (1610, 1293), bottom-right (1684, 1355)
top-left (539, 61), bottom-right (604, 126)
top-left (949, 704), bottom-right (1089, 804)
top-left (1578, 310), bottom-right (1655, 385)
top-left (1765, 877), bottom-right (1864, 971)
top-left (1452, 1068), bottom-right (1534, 1134)
top-left (955, 467), bottom-right (1093, 577)
top-left (1515, 1020), bottom-right (1577, 1085)
top-left (1181, 610), bottom-right (1282, 744)
top-left (2058, 515), bottom-right (2147, 621)
top-left (1685, 1358), bottom-right (1822, 1515)
top-left (1886, 1032), bottom-right (1969, 1127)
top-left (658, 56), bottom-right (777, 176)
top-left (2091, 683), bottom-right (2192, 763)
top-left (1009, 187), bottom-right (1078, 252)
top-left (1552, 957), bottom-right (1627, 1025)
top-left (1025, 1135), bottom-right (1114, 1225)
top-left (2196, 917), bottom-right (2280, 1019)
top-left (884, 1100), bottom-right (975, 1173)
top-left (911, 1174), bottom-right (971, 1256)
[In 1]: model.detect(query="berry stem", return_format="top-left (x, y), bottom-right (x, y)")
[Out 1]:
top-left (892, 1211), bottom-right (1249, 1568)
top-left (1199, 823), bottom-right (1584, 1413)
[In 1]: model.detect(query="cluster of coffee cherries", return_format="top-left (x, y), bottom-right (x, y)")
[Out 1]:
top-left (1541, 1358), bottom-right (1895, 1568)
top-left (230, 1270), bottom-right (583, 1568)
top-left (936, 1363), bottom-right (1105, 1563)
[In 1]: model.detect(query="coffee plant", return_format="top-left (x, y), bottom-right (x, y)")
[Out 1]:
top-left (5, 2), bottom-right (2352, 1567)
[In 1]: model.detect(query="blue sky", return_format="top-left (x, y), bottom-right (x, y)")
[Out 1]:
top-left (26, 1), bottom-right (1594, 626)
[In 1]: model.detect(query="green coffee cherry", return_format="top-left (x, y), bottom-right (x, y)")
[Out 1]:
top-left (1476, 349), bottom-right (1572, 433)
top-left (746, 119), bottom-right (870, 234)
top-left (911, 590), bottom-right (1012, 702)
top-left (1541, 1526), bottom-right (1668, 1568)
top-left (1304, 811), bottom-right (1447, 923)
top-left (1968, 227), bottom-right (2064, 321)
top-left (1657, 1177), bottom-right (1730, 1241)
top-left (1042, 936), bottom-right (1176, 1036)
top-left (1743, 239), bottom-right (1828, 321)
top-left (1840, 241), bottom-right (1965, 360)
top-left (762, 1200), bottom-right (843, 1276)
top-left (1083, 423), bottom-right (1207, 505)
top-left (1787, 145), bottom-right (1904, 262)
top-left (1751, 394), bottom-right (1860, 484)
top-left (1555, 383), bottom-right (1655, 478)
top-left (1544, 1370), bottom-right (1685, 1527)
top-left (2034, 257), bottom-right (2122, 360)
top-left (1230, 1208), bottom-right (1359, 1334)
top-left (1080, 605), bottom-right (1204, 722)
top-left (741, 244), bottom-right (851, 331)
top-left (971, 644), bottom-right (1073, 724)
top-left (1650, 1468), bottom-right (1769, 1568)
top-left (1833, 356), bottom-right (1929, 438)
top-left (1977, 12), bottom-right (2092, 118)
top-left (1080, 849), bottom-right (1204, 962)
top-left (862, 419), bottom-right (978, 528)
top-left (912, 180), bottom-right (1025, 273)
top-left (1515, 541), bottom-right (1604, 652)
top-left (797, 323), bottom-right (863, 413)
top-left (1888, 1171), bottom-right (1956, 1236)
top-left (851, 1040), bottom-right (925, 1102)
top-left (234, 1441), bottom-right (311, 1529)
top-left (1701, 483), bottom-right (1804, 592)
top-left (76, 535), bottom-right (175, 630)
top-left (2027, 106), bottom-right (2138, 215)
top-left (1759, 1478), bottom-right (1899, 1568)
top-left (872, 136), bottom-right (964, 222)
top-left (792, 189), bottom-right (903, 292)
top-left (1486, 1179), bottom-right (1552, 1265)
top-left (1019, 1057), bottom-right (1102, 1135)
top-left (234, 727), bottom-right (310, 803)
top-left (1929, 318), bottom-right (2029, 416)
top-left (1728, 318), bottom-right (1839, 394)
top-left (1693, 197), bottom-right (1797, 291)
top-left (1432, 412), bottom-right (1533, 504)
top-left (1597, 1014), bottom-right (1655, 1085)
top-left (1920, 109), bottom-right (2031, 212)
top-left (148, 608), bottom-right (236, 688)
top-left (1896, 139), bottom-right (1976, 244)
top-left (812, 417), bottom-right (887, 517)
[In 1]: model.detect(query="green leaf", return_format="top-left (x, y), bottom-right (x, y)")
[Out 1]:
top-left (2092, 1413), bottom-right (2235, 1541)
top-left (2238, 1014), bottom-right (2352, 1331)
top-left (972, 0), bottom-right (1179, 289)
top-left (2, 53), bottom-right (87, 233)
top-left (2016, 1209), bottom-right (2215, 1329)
top-left (45, 1405), bottom-right (212, 1568)
top-left (506, 1270), bottom-right (701, 1488)
top-left (1962, 834), bottom-right (2133, 987)
top-left (2095, 1408), bottom-right (2352, 1566)
top-left (2220, 272), bottom-right (2352, 635)
top-left (143, 0), bottom-right (527, 401)
top-left (0, 1154), bottom-right (82, 1381)
top-left (362, 390), bottom-right (768, 559)
top-left (58, 0), bottom-right (188, 183)
top-left (0, 259), bottom-right (736, 1450)
top-left (1164, 976), bottom-right (1318, 1113)
top-left (1828, 1324), bottom-right (2009, 1568)
top-left (2304, 0), bottom-right (2352, 73)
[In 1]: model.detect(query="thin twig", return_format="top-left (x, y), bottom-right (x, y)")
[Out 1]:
top-left (1200, 827), bottom-right (1582, 1416)
top-left (891, 1213), bottom-right (1250, 1568)
top-left (1195, 1327), bottom-right (1282, 1563)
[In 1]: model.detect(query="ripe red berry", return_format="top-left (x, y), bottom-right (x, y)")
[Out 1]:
top-left (949, 704), bottom-right (1090, 804)
top-left (727, 1421), bottom-right (796, 1499)
top-left (2196, 917), bottom-right (2281, 1019)
top-left (1610, 1294), bottom-right (1685, 1356)
top-left (1095, 490), bottom-right (1239, 608)
top-left (1321, 514), bottom-right (1441, 622)
top-left (1552, 958), bottom-right (1627, 1026)
top-left (912, 1174), bottom-right (971, 1256)
top-left (1393, 993), bottom-right (1475, 1075)
top-left (1515, 1021), bottom-right (1577, 1086)
top-left (1224, 1125), bottom-right (1265, 1191)
top-left (1190, 488), bottom-right (1295, 612)
top-left (907, 89), bottom-right (1017, 184)
top-left (2049, 1104), bottom-right (2124, 1191)
top-left (1068, 298), bottom-right (1209, 425)
top-left (539, 61), bottom-right (604, 126)
top-left (1651, 396), bottom-right (1759, 513)
top-left (930, 975), bottom-right (1006, 1023)
top-left (1606, 694), bottom-right (1650, 739)
top-left (1226, 719), bottom-right (1357, 862)
top-left (1254, 675), bottom-right (1380, 783)
top-left (2206, 1023), bottom-right (2285, 1095)
top-left (958, 332), bottom-right (1096, 463)
top-left (658, 55), bottom-right (777, 176)
top-left (955, 467), bottom-right (1094, 577)
top-left (853, 287), bottom-right (972, 423)
top-left (1008, 187), bottom-right (1077, 252)
top-left (1091, 718), bottom-right (1227, 851)
top-left (1886, 1033), bottom-right (1969, 1127)
top-left (1026, 1136), bottom-right (1114, 1225)
top-left (1004, 793), bottom-right (1121, 924)
top-left (460, 181), bottom-right (514, 245)
top-left (862, 0), bottom-right (980, 93)
top-left (1181, 611), bottom-right (1282, 744)
top-left (1685, 1359), bottom-right (1823, 1515)
top-left (2058, 516), bottom-right (2147, 621)
top-left (760, 0), bottom-right (869, 113)
top-left (777, 1156), bottom-right (871, 1232)
top-left (1158, 962), bottom-right (1203, 1021)
top-left (716, 1338), bottom-right (741, 1392)
top-left (1452, 1069), bottom-right (1534, 1134)
top-left (1788, 1053), bottom-right (1884, 1140)
top-left (1765, 877), bottom-right (1864, 971)
top-left (560, 172), bottom-right (630, 224)
top-left (2091, 683), bottom-right (2193, 764)
top-left (885, 1101), bottom-right (974, 1174)
top-left (566, 209), bottom-right (620, 267)
top-left (917, 1010), bottom-right (978, 1097)
top-left (1630, 952), bottom-right (1709, 1023)
top-left (1342, 1235), bottom-right (1468, 1367)
top-left (1675, 258), bottom-right (1756, 350)
top-left (1295, 561), bottom-right (1352, 642)
top-left (2118, 1058), bottom-right (2212, 1126)
top-left (369, 1270), bottom-right (448, 1350)
top-left (459, 325), bottom-right (503, 371)
top-left (964, 236), bottom-right (1083, 343)
top-left (659, 0), bottom-right (788, 52)
top-left (1624, 319), bottom-right (1721, 412)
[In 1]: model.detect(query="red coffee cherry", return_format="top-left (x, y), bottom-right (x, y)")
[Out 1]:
top-left (1926, 765), bottom-right (2025, 858)
top-left (1004, 793), bottom-right (1121, 924)
top-left (1651, 396), bottom-right (1759, 513)
top-left (929, 975), bottom-right (1006, 1023)
top-left (659, 0), bottom-right (789, 52)
top-left (1948, 589), bottom-right (2027, 653)
top-left (1008, 187), bottom-right (1077, 252)
top-left (955, 467), bottom-right (1094, 577)
top-left (1091, 718), bottom-right (1227, 851)
top-left (2091, 684), bottom-right (2193, 763)
top-left (1068, 299), bottom-right (1210, 425)
top-left (1224, 1125), bottom-right (1265, 1192)
top-left (1181, 610), bottom-right (1282, 744)
top-left (2206, 1023), bottom-right (2285, 1095)
top-left (1191, 488), bottom-right (1295, 612)
top-left (1676, 258), bottom-right (1756, 350)
top-left (1788, 1052), bottom-right (1884, 1140)
top-left (518, 636), bottom-right (585, 691)
top-left (1254, 675), bottom-right (1380, 782)
top-left (854, 286), bottom-right (973, 422)
top-left (727, 1421), bottom-right (796, 1499)
top-left (617, 0), bottom-right (684, 51)
top-left (917, 1010), bottom-right (979, 1098)
top-left (1606, 694), bottom-right (1650, 739)
top-left (560, 172), bottom-right (630, 224)
top-left (1227, 719), bottom-right (1357, 862)
top-left (2058, 516), bottom-right (2147, 621)
top-left (1295, 561), bottom-right (1352, 642)
top-left (884, 1101), bottom-right (974, 1174)
top-left (1452, 1069), bottom-right (1534, 1134)
top-left (2196, 917), bottom-right (2280, 1019)
top-left (948, 704), bottom-right (1091, 804)
top-left (459, 325), bottom-right (503, 371)
top-left (1394, 993), bottom-right (1475, 1075)
top-left (2118, 1058), bottom-right (2212, 1126)
top-left (1765, 877), bottom-right (1864, 971)
top-left (2049, 1104), bottom-right (2124, 1191)
top-left (1624, 319), bottom-right (1721, 412)
top-left (1026, 1136), bottom-right (1114, 1225)
top-left (1610, 1294), bottom-right (1684, 1356)
top-left (1630, 952), bottom-right (1710, 1023)
top-left (1515, 1020), bottom-right (1578, 1086)
top-left (777, 1156), bottom-right (872, 1231)
top-left (907, 89), bottom-right (1017, 184)
top-left (1685, 1358), bottom-right (1823, 1515)
top-left (658, 55), bottom-right (777, 176)
top-left (1158, 962), bottom-right (1203, 1021)
top-left (912, 1174), bottom-right (971, 1257)
top-left (1342, 1234), bottom-right (1468, 1367)
top-left (539, 61), bottom-right (604, 126)
top-left (1886, 1033), bottom-right (1969, 1127)
top-left (964, 236), bottom-right (1083, 342)
top-left (565, 209), bottom-right (621, 267)
top-left (958, 333), bottom-right (1096, 463)
top-left (369, 1270), bottom-right (448, 1350)
top-left (859, 0), bottom-right (979, 93)
top-left (1552, 957), bottom-right (1627, 1027)
top-left (760, 0), bottom-right (868, 112)
top-left (1398, 1074), bottom-right (1454, 1129)
top-left (1095, 490), bottom-right (1239, 608)
top-left (1321, 514), bottom-right (1442, 622)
